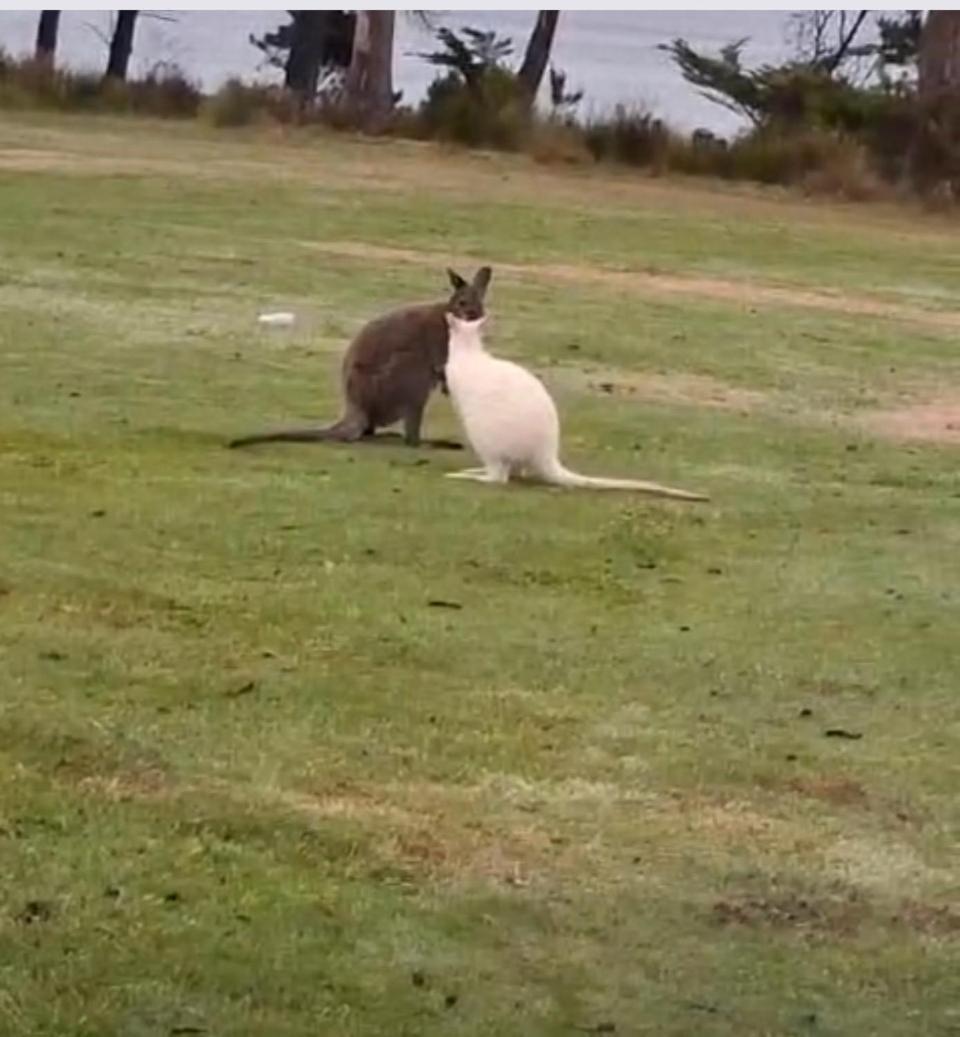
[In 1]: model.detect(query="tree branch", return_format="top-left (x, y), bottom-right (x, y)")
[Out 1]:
top-left (823, 9), bottom-right (867, 73)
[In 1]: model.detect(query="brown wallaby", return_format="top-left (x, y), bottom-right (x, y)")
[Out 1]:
top-left (228, 267), bottom-right (492, 450)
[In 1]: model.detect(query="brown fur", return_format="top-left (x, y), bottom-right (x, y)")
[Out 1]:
top-left (228, 267), bottom-right (492, 450)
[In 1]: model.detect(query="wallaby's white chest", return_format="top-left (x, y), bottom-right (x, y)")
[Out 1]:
top-left (446, 343), bottom-right (559, 472)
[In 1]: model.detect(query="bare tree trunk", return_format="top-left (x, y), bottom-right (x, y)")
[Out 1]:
top-left (105, 10), bottom-right (138, 81)
top-left (907, 11), bottom-right (960, 196)
top-left (517, 11), bottom-right (559, 103)
top-left (919, 11), bottom-right (960, 97)
top-left (344, 11), bottom-right (395, 128)
top-left (285, 11), bottom-right (325, 98)
top-left (35, 11), bottom-right (60, 69)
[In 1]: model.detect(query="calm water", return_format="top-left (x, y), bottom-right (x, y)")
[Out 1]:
top-left (0, 10), bottom-right (802, 135)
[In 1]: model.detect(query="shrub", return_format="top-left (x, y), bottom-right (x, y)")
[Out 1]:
top-left (717, 130), bottom-right (866, 190)
top-left (203, 79), bottom-right (291, 128)
top-left (418, 67), bottom-right (529, 150)
top-left (582, 106), bottom-right (673, 169)
top-left (0, 58), bottom-right (98, 111)
top-left (528, 117), bottom-right (591, 166)
top-left (128, 64), bottom-right (202, 119)
top-left (0, 54), bottom-right (200, 118)
top-left (799, 137), bottom-right (886, 201)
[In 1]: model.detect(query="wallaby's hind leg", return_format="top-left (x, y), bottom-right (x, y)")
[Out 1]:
top-left (446, 462), bottom-right (509, 484)
top-left (346, 429), bottom-right (463, 450)
top-left (402, 403), bottom-right (425, 447)
top-left (396, 400), bottom-right (462, 451)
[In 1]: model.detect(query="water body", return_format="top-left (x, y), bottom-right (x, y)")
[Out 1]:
top-left (0, 10), bottom-right (805, 136)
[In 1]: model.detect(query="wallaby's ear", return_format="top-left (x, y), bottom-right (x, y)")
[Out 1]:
top-left (447, 268), bottom-right (467, 291)
top-left (473, 266), bottom-right (492, 297)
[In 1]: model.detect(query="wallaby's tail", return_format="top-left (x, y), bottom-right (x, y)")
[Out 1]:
top-left (228, 416), bottom-right (364, 449)
top-left (542, 461), bottom-right (708, 501)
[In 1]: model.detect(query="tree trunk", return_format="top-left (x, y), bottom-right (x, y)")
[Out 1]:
top-left (35, 11), bottom-right (60, 68)
top-left (919, 11), bottom-right (960, 98)
top-left (517, 11), bottom-right (559, 103)
top-left (284, 11), bottom-right (355, 101)
top-left (285, 11), bottom-right (326, 97)
top-left (344, 11), bottom-right (395, 128)
top-left (105, 11), bottom-right (138, 81)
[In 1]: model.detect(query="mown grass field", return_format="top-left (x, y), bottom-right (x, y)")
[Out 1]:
top-left (1, 112), bottom-right (959, 1036)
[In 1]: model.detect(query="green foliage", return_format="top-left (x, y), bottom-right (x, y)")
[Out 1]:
top-left (661, 14), bottom-right (960, 201)
top-left (130, 63), bottom-right (205, 119)
top-left (578, 107), bottom-right (885, 202)
top-left (419, 66), bottom-right (529, 149)
top-left (661, 37), bottom-right (765, 126)
top-left (875, 11), bottom-right (923, 74)
top-left (419, 26), bottom-right (514, 90)
top-left (0, 54), bottom-right (201, 118)
top-left (583, 105), bottom-right (672, 167)
top-left (661, 38), bottom-right (888, 133)
top-left (547, 66), bottom-right (584, 114)
top-left (416, 24), bottom-right (528, 149)
top-left (663, 13), bottom-right (923, 131)
top-left (203, 78), bottom-right (293, 128)
top-left (709, 129), bottom-right (880, 198)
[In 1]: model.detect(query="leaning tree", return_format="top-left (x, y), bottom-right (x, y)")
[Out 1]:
top-left (35, 11), bottom-right (60, 68)
top-left (104, 11), bottom-right (139, 81)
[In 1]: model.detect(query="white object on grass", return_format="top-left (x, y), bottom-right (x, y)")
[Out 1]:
top-left (258, 311), bottom-right (296, 327)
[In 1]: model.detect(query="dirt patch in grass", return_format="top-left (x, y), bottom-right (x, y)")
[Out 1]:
top-left (264, 783), bottom-right (421, 829)
top-left (825, 835), bottom-right (951, 894)
top-left (894, 899), bottom-right (960, 936)
top-left (66, 766), bottom-right (949, 916)
top-left (2, 716), bottom-right (173, 797)
top-left (713, 890), bottom-right (960, 940)
top-left (712, 890), bottom-right (866, 937)
top-left (301, 240), bottom-right (960, 334)
top-left (553, 367), bottom-right (770, 413)
top-left (77, 768), bottom-right (171, 801)
top-left (384, 820), bottom-right (553, 888)
top-left (266, 778), bottom-right (560, 887)
top-left (858, 400), bottom-right (960, 444)
top-left (788, 776), bottom-right (870, 808)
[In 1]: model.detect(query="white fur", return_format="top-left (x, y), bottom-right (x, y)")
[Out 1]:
top-left (443, 315), bottom-right (708, 501)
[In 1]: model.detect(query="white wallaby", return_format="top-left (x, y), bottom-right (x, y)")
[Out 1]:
top-left (443, 314), bottom-right (708, 501)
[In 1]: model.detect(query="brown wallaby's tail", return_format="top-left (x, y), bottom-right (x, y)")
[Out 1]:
top-left (228, 415), bottom-right (366, 449)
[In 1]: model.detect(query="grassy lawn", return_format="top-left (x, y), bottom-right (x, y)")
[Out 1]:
top-left (1, 113), bottom-right (959, 1036)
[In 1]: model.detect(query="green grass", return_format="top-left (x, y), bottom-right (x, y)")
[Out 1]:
top-left (1, 114), bottom-right (960, 1037)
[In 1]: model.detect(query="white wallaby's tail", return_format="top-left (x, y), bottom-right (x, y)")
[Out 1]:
top-left (542, 461), bottom-right (708, 501)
